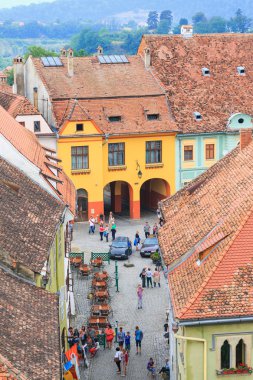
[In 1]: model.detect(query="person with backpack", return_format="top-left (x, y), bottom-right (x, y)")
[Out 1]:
top-left (135, 326), bottom-right (143, 354)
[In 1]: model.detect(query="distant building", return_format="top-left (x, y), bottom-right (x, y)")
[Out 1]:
top-left (159, 130), bottom-right (253, 380)
top-left (138, 33), bottom-right (253, 189)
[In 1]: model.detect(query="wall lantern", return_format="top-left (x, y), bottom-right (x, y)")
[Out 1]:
top-left (136, 160), bottom-right (143, 179)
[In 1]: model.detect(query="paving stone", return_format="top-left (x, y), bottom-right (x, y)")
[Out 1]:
top-left (71, 212), bottom-right (169, 379)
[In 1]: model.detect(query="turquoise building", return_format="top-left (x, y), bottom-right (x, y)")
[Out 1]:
top-left (176, 113), bottom-right (253, 189)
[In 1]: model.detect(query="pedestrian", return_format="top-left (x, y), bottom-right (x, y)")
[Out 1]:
top-left (104, 224), bottom-right (109, 242)
top-left (137, 284), bottom-right (143, 309)
top-left (135, 326), bottom-right (143, 355)
top-left (144, 221), bottom-right (150, 238)
top-left (89, 216), bottom-right (95, 234)
top-left (121, 348), bottom-right (129, 377)
top-left (153, 267), bottom-right (161, 287)
top-left (159, 359), bottom-right (170, 379)
top-left (153, 223), bottom-right (158, 237)
top-left (79, 325), bottom-right (87, 345)
top-left (139, 267), bottom-right (147, 288)
top-left (146, 268), bottom-right (153, 288)
top-left (108, 211), bottom-right (114, 229)
top-left (117, 327), bottom-right (125, 349)
top-left (105, 324), bottom-right (114, 349)
top-left (114, 347), bottom-right (122, 374)
top-left (134, 231), bottom-right (141, 251)
top-left (147, 358), bottom-right (156, 376)
top-left (99, 222), bottom-right (105, 241)
top-left (111, 221), bottom-right (117, 241)
top-left (125, 331), bottom-right (131, 352)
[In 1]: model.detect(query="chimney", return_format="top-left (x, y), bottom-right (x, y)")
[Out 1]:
top-left (13, 56), bottom-right (24, 95)
top-left (181, 25), bottom-right (193, 38)
top-left (97, 46), bottom-right (103, 55)
top-left (240, 129), bottom-right (252, 150)
top-left (67, 48), bottom-right (74, 77)
top-left (60, 48), bottom-right (67, 57)
top-left (144, 48), bottom-right (151, 69)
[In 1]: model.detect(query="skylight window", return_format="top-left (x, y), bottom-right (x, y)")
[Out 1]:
top-left (202, 67), bottom-right (210, 76)
top-left (237, 66), bottom-right (245, 75)
top-left (147, 114), bottom-right (160, 120)
top-left (108, 116), bottom-right (121, 122)
top-left (41, 57), bottom-right (63, 67)
top-left (193, 112), bottom-right (202, 121)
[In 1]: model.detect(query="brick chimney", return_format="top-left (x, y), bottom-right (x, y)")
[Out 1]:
top-left (13, 56), bottom-right (24, 95)
top-left (144, 48), bottom-right (151, 69)
top-left (240, 129), bottom-right (252, 150)
top-left (60, 48), bottom-right (67, 57)
top-left (97, 46), bottom-right (103, 55)
top-left (67, 48), bottom-right (74, 77)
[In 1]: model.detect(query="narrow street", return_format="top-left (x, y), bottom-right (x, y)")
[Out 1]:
top-left (71, 213), bottom-right (170, 379)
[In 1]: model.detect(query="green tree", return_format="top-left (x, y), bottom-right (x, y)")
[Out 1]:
top-left (24, 45), bottom-right (58, 60)
top-left (147, 11), bottom-right (158, 30)
top-left (7, 68), bottom-right (14, 86)
top-left (208, 16), bottom-right (227, 33)
top-left (179, 18), bottom-right (189, 26)
top-left (192, 12), bottom-right (207, 25)
top-left (157, 19), bottom-right (171, 34)
top-left (230, 8), bottom-right (252, 33)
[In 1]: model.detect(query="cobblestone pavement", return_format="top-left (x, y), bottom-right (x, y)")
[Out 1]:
top-left (71, 212), bottom-right (169, 380)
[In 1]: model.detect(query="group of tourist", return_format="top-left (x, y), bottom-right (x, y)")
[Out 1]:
top-left (88, 211), bottom-right (117, 242)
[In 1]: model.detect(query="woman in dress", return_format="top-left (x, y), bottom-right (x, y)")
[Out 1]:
top-left (105, 324), bottom-right (114, 349)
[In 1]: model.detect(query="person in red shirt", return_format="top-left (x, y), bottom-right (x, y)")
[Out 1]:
top-left (121, 348), bottom-right (129, 377)
top-left (99, 222), bottom-right (105, 241)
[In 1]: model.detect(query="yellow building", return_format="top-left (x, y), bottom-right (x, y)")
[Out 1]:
top-left (18, 50), bottom-right (178, 219)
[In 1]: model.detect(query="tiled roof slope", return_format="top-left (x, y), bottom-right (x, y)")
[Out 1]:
top-left (138, 34), bottom-right (253, 133)
top-left (159, 139), bottom-right (253, 320)
top-left (0, 90), bottom-right (40, 117)
top-left (0, 105), bottom-right (75, 213)
top-left (0, 267), bottom-right (61, 380)
top-left (53, 96), bottom-right (177, 133)
top-left (0, 157), bottom-right (64, 273)
top-left (32, 55), bottom-right (165, 99)
top-left (0, 355), bottom-right (28, 380)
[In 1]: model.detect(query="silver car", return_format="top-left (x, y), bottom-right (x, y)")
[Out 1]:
top-left (140, 237), bottom-right (159, 257)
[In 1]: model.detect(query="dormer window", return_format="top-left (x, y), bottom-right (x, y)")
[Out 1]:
top-left (237, 66), bottom-right (245, 75)
top-left (108, 116), bottom-right (121, 122)
top-left (193, 112), bottom-right (202, 121)
top-left (147, 114), bottom-right (160, 120)
top-left (76, 123), bottom-right (84, 131)
top-left (202, 67), bottom-right (210, 76)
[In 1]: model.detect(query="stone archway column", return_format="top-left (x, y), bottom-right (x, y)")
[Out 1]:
top-left (130, 184), bottom-right (140, 219)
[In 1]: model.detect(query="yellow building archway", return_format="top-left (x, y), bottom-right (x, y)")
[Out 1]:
top-left (140, 178), bottom-right (170, 215)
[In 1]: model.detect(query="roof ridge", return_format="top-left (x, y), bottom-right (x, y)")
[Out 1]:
top-left (178, 206), bottom-right (253, 320)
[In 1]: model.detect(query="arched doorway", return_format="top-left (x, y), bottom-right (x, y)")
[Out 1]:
top-left (103, 181), bottom-right (133, 217)
top-left (77, 188), bottom-right (88, 221)
top-left (140, 178), bottom-right (170, 215)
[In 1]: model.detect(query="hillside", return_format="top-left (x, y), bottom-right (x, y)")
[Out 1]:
top-left (0, 0), bottom-right (252, 23)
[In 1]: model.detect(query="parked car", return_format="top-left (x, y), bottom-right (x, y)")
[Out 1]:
top-left (109, 236), bottom-right (132, 260)
top-left (140, 237), bottom-right (159, 258)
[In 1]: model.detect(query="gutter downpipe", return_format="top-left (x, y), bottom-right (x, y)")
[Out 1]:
top-left (179, 316), bottom-right (253, 326)
top-left (174, 335), bottom-right (207, 380)
top-left (178, 137), bottom-right (182, 188)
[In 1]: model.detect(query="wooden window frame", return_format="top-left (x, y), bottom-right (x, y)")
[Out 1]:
top-left (184, 145), bottom-right (193, 161)
top-left (34, 120), bottom-right (41, 132)
top-left (71, 146), bottom-right (89, 170)
top-left (146, 141), bottom-right (162, 164)
top-left (76, 123), bottom-right (84, 132)
top-left (108, 143), bottom-right (125, 166)
top-left (206, 143), bottom-right (215, 160)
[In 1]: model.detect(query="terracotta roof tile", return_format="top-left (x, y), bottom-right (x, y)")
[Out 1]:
top-left (159, 137), bottom-right (253, 320)
top-left (0, 267), bottom-right (61, 380)
top-left (0, 355), bottom-right (28, 380)
top-left (138, 34), bottom-right (253, 133)
top-left (0, 90), bottom-right (40, 117)
top-left (0, 157), bottom-right (64, 273)
top-left (0, 105), bottom-right (75, 213)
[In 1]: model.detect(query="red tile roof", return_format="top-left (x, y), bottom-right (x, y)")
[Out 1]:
top-left (0, 157), bottom-right (65, 273)
top-left (0, 90), bottom-right (40, 117)
top-left (0, 355), bottom-right (28, 380)
top-left (138, 34), bottom-right (253, 133)
top-left (0, 267), bottom-right (61, 380)
top-left (159, 137), bottom-right (253, 320)
top-left (53, 96), bottom-right (177, 134)
top-left (0, 105), bottom-right (75, 213)
top-left (32, 55), bottom-right (165, 99)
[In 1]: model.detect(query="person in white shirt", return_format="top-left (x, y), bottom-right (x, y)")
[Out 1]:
top-left (146, 268), bottom-right (153, 288)
top-left (89, 216), bottom-right (95, 234)
top-left (114, 347), bottom-right (122, 374)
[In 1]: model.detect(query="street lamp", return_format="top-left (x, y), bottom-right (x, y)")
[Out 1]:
top-left (136, 160), bottom-right (142, 179)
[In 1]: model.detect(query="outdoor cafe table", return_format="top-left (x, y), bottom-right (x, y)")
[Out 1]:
top-left (70, 257), bottom-right (82, 267)
top-left (92, 280), bottom-right (107, 289)
top-left (94, 290), bottom-right (109, 302)
top-left (93, 272), bottom-right (108, 281)
top-left (88, 317), bottom-right (108, 329)
top-left (91, 304), bottom-right (110, 316)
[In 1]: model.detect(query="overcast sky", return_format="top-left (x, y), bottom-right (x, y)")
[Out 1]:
top-left (0, 0), bottom-right (53, 8)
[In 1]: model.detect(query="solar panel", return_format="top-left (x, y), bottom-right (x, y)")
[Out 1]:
top-left (98, 55), bottom-right (106, 64)
top-left (109, 55), bottom-right (118, 63)
top-left (120, 55), bottom-right (129, 63)
top-left (47, 56), bottom-right (56, 66)
top-left (53, 57), bottom-right (63, 66)
top-left (97, 54), bottom-right (129, 64)
top-left (104, 55), bottom-right (111, 63)
top-left (41, 57), bottom-right (50, 67)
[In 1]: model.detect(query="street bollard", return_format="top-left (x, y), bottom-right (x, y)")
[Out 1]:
top-left (115, 260), bottom-right (119, 292)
